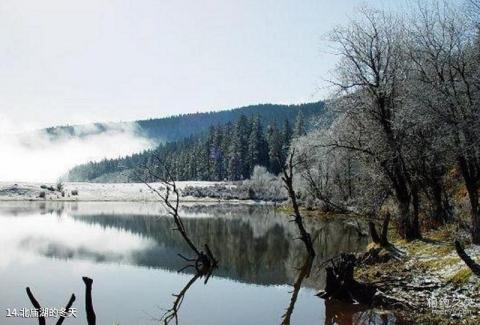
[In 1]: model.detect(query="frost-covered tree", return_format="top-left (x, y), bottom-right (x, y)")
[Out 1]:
top-left (327, 8), bottom-right (422, 240)
top-left (406, 2), bottom-right (480, 242)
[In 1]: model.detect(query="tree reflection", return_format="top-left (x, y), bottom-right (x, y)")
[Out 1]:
top-left (159, 273), bottom-right (201, 325)
top-left (280, 255), bottom-right (314, 325)
top-left (324, 295), bottom-right (397, 324)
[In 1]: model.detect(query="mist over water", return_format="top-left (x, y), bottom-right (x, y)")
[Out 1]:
top-left (0, 122), bottom-right (154, 182)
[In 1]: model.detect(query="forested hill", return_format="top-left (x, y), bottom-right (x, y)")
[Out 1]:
top-left (66, 102), bottom-right (328, 183)
top-left (45, 102), bottom-right (325, 144)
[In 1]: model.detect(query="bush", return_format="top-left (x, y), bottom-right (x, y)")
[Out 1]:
top-left (241, 166), bottom-right (287, 201)
top-left (38, 191), bottom-right (46, 199)
top-left (71, 190), bottom-right (79, 196)
top-left (182, 166), bottom-right (287, 202)
top-left (182, 184), bottom-right (250, 200)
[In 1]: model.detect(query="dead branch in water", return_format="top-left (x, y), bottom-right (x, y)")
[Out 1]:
top-left (138, 155), bottom-right (218, 279)
top-left (281, 149), bottom-right (316, 257)
top-left (26, 287), bottom-right (46, 325)
top-left (56, 294), bottom-right (76, 325)
top-left (82, 277), bottom-right (96, 325)
top-left (25, 287), bottom-right (76, 325)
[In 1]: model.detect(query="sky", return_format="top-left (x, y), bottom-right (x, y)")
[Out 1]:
top-left (0, 0), bottom-right (457, 132)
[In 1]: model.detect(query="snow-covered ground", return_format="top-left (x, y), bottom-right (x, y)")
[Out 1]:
top-left (0, 181), bottom-right (233, 202)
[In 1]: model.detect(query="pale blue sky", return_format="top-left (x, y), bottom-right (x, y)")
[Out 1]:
top-left (0, 0), bottom-right (463, 130)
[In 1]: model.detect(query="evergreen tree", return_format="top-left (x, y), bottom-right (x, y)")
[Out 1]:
top-left (248, 116), bottom-right (269, 177)
top-left (235, 115), bottom-right (250, 179)
top-left (267, 122), bottom-right (283, 175)
top-left (67, 110), bottom-right (317, 182)
top-left (282, 119), bottom-right (293, 157)
top-left (227, 135), bottom-right (242, 180)
top-left (294, 111), bottom-right (306, 137)
top-left (283, 119), bottom-right (293, 143)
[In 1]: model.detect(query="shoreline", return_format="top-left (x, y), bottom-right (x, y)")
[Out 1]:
top-left (0, 181), bottom-right (275, 204)
top-left (355, 225), bottom-right (480, 324)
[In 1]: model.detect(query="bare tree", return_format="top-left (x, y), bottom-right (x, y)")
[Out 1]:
top-left (328, 8), bottom-right (421, 240)
top-left (407, 2), bottom-right (480, 242)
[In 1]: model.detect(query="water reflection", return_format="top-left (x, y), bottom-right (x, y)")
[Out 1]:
top-left (0, 201), bottom-right (380, 324)
top-left (281, 255), bottom-right (314, 325)
top-left (158, 273), bottom-right (201, 324)
top-left (69, 203), bottom-right (367, 289)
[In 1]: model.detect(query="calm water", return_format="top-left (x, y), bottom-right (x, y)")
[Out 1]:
top-left (0, 201), bottom-right (397, 325)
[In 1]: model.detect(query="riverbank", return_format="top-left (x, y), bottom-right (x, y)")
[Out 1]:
top-left (0, 181), bottom-right (264, 203)
top-left (355, 224), bottom-right (480, 324)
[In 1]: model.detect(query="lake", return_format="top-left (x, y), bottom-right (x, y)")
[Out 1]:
top-left (0, 201), bottom-right (398, 324)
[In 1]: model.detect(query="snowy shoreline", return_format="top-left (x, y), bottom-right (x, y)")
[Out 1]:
top-left (0, 181), bottom-right (261, 203)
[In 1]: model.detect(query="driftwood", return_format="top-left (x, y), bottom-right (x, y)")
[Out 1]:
top-left (454, 240), bottom-right (480, 276)
top-left (281, 150), bottom-right (316, 257)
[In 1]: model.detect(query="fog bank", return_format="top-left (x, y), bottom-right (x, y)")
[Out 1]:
top-left (0, 123), bottom-right (154, 182)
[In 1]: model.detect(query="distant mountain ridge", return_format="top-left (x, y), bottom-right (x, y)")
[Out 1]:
top-left (65, 101), bottom-right (327, 182)
top-left (44, 102), bottom-right (325, 144)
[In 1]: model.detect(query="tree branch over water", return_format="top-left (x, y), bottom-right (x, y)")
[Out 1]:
top-left (137, 155), bottom-right (218, 278)
top-left (280, 149), bottom-right (316, 257)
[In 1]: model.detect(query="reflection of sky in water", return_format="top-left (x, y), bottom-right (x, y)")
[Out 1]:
top-left (0, 215), bottom-right (155, 270)
top-left (0, 202), bottom-right (327, 325)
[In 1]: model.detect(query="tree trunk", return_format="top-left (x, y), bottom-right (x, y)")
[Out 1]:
top-left (469, 188), bottom-right (480, 244)
top-left (463, 172), bottom-right (480, 244)
top-left (282, 151), bottom-right (316, 257)
top-left (398, 199), bottom-right (421, 241)
top-left (458, 155), bottom-right (480, 244)
top-left (318, 254), bottom-right (377, 304)
top-left (430, 182), bottom-right (451, 226)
